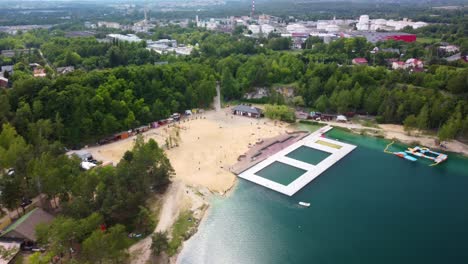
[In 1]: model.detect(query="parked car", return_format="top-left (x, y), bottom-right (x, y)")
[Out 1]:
top-left (20, 197), bottom-right (32, 207)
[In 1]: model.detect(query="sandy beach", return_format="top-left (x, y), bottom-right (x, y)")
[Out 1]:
top-left (81, 110), bottom-right (467, 264)
top-left (86, 108), bottom-right (290, 194)
top-left (84, 108), bottom-right (290, 264)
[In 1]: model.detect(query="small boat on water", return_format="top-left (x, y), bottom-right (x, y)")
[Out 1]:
top-left (298, 202), bottom-right (310, 207)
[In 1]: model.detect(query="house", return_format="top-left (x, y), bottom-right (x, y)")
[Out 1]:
top-left (445, 53), bottom-right (462, 62)
top-left (381, 48), bottom-right (400, 54)
top-left (0, 49), bottom-right (30, 58)
top-left (392, 61), bottom-right (405, 70)
top-left (0, 208), bottom-right (54, 242)
top-left (29, 63), bottom-right (41, 69)
top-left (352, 58), bottom-right (368, 65)
top-left (56, 66), bottom-right (75, 75)
top-left (33, 68), bottom-right (46, 78)
top-left (0, 77), bottom-right (8, 88)
top-left (0, 241), bottom-right (21, 264)
top-left (1, 65), bottom-right (13, 77)
top-left (392, 59), bottom-right (424, 70)
top-left (232, 105), bottom-right (262, 118)
top-left (404, 58), bottom-right (424, 70)
top-left (438, 45), bottom-right (459, 54)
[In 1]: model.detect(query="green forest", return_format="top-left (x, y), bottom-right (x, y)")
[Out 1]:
top-left (0, 5), bottom-right (467, 262)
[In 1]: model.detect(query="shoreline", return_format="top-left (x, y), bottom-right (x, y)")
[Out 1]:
top-left (171, 121), bottom-right (468, 263)
top-left (315, 120), bottom-right (468, 157)
top-left (79, 109), bottom-right (467, 263)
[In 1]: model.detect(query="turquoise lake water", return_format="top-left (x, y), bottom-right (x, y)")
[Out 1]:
top-left (178, 129), bottom-right (468, 264)
top-left (255, 161), bottom-right (306, 185)
top-left (286, 145), bottom-right (331, 165)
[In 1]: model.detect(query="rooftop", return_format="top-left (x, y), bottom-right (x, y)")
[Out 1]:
top-left (232, 105), bottom-right (262, 115)
top-left (1, 208), bottom-right (54, 241)
top-left (0, 241), bottom-right (20, 264)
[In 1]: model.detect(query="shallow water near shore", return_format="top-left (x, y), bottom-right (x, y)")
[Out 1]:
top-left (178, 129), bottom-right (468, 264)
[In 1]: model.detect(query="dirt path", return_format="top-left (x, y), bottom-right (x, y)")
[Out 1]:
top-left (128, 181), bottom-right (185, 264)
top-left (129, 181), bottom-right (208, 264)
top-left (214, 82), bottom-right (221, 112)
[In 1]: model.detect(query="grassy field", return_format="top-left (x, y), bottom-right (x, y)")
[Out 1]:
top-left (167, 210), bottom-right (196, 256)
top-left (296, 120), bottom-right (324, 133)
top-left (416, 37), bottom-right (441, 44)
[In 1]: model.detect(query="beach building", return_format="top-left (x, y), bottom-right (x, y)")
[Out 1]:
top-left (232, 105), bottom-right (262, 118)
top-left (336, 115), bottom-right (348, 122)
top-left (0, 208), bottom-right (54, 242)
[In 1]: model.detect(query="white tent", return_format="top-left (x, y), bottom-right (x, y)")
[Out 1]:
top-left (81, 161), bottom-right (97, 170)
top-left (336, 115), bottom-right (347, 122)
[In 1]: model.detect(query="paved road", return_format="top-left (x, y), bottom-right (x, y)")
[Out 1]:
top-left (38, 49), bottom-right (52, 70)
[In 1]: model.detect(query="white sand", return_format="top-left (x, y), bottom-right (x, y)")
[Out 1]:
top-left (86, 108), bottom-right (289, 264)
top-left (86, 108), bottom-right (289, 193)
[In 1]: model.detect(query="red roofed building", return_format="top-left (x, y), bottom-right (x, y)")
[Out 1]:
top-left (392, 58), bottom-right (424, 70)
top-left (405, 58), bottom-right (424, 69)
top-left (33, 68), bottom-right (46, 78)
top-left (0, 76), bottom-right (8, 88)
top-left (385, 34), bottom-right (416, 42)
top-left (352, 58), bottom-right (368, 65)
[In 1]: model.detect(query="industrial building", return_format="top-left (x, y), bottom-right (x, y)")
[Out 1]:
top-left (107, 34), bottom-right (143, 43)
top-left (347, 32), bottom-right (417, 43)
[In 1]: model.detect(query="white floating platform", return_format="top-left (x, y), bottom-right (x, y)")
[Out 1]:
top-left (237, 126), bottom-right (356, 196)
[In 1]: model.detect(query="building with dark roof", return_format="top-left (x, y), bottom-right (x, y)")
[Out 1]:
top-left (56, 66), bottom-right (75, 75)
top-left (232, 105), bottom-right (263, 118)
top-left (0, 208), bottom-right (54, 242)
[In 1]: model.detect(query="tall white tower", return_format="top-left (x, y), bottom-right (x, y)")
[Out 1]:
top-left (251, 0), bottom-right (255, 18)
